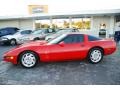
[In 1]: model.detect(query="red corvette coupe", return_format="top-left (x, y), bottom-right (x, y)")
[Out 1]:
top-left (3, 33), bottom-right (116, 68)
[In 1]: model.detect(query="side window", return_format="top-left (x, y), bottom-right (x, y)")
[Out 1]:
top-left (7, 28), bottom-right (17, 34)
top-left (76, 35), bottom-right (84, 42)
top-left (63, 35), bottom-right (73, 43)
top-left (48, 29), bottom-right (53, 33)
top-left (28, 30), bottom-right (32, 34)
top-left (25, 30), bottom-right (32, 34)
top-left (0, 30), bottom-right (3, 35)
top-left (61, 34), bottom-right (84, 44)
top-left (43, 30), bottom-right (48, 33)
top-left (21, 30), bottom-right (31, 35)
top-left (9, 29), bottom-right (15, 34)
top-left (88, 35), bottom-right (101, 41)
top-left (1, 29), bottom-right (8, 34)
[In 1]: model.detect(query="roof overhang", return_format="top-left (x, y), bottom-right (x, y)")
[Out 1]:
top-left (0, 9), bottom-right (120, 20)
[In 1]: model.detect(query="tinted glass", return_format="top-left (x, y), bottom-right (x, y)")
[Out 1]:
top-left (76, 34), bottom-right (84, 42)
top-left (32, 30), bottom-right (43, 34)
top-left (88, 35), bottom-right (101, 41)
top-left (21, 30), bottom-right (32, 34)
top-left (44, 29), bottom-right (49, 33)
top-left (63, 35), bottom-right (73, 43)
top-left (9, 29), bottom-right (17, 34)
top-left (0, 29), bottom-right (8, 34)
top-left (61, 34), bottom-right (84, 44)
top-left (48, 29), bottom-right (54, 33)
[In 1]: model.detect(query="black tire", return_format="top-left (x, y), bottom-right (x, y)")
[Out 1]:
top-left (19, 51), bottom-right (39, 68)
top-left (10, 39), bottom-right (17, 46)
top-left (34, 37), bottom-right (40, 41)
top-left (87, 48), bottom-right (103, 64)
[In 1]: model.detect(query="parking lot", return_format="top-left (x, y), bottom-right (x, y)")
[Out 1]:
top-left (0, 44), bottom-right (120, 85)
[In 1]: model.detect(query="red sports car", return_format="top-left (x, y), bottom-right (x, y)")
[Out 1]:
top-left (3, 33), bottom-right (116, 68)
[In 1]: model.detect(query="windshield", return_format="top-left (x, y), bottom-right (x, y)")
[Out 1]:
top-left (32, 30), bottom-right (43, 35)
top-left (47, 34), bottom-right (66, 45)
top-left (14, 31), bottom-right (20, 35)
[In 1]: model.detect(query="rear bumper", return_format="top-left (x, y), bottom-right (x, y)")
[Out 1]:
top-left (104, 42), bottom-right (117, 55)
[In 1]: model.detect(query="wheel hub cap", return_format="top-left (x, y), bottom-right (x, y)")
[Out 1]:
top-left (90, 50), bottom-right (102, 62)
top-left (21, 53), bottom-right (36, 67)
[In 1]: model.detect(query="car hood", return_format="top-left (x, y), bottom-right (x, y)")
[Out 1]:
top-left (1, 35), bottom-right (16, 39)
top-left (47, 33), bottom-right (60, 38)
top-left (20, 40), bottom-right (48, 47)
top-left (2, 35), bottom-right (12, 38)
top-left (3, 40), bottom-right (48, 56)
top-left (22, 34), bottom-right (43, 39)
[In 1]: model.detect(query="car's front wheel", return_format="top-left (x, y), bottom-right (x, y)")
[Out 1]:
top-left (88, 48), bottom-right (103, 64)
top-left (19, 51), bottom-right (39, 68)
top-left (10, 39), bottom-right (16, 46)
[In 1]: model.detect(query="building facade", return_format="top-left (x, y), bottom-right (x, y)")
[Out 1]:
top-left (0, 9), bottom-right (120, 38)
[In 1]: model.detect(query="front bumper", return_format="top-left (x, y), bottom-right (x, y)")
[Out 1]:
top-left (3, 55), bottom-right (18, 64)
top-left (0, 39), bottom-right (10, 44)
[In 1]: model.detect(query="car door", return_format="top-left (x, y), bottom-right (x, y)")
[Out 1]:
top-left (48, 34), bottom-right (86, 61)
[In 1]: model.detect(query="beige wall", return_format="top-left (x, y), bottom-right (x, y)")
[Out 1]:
top-left (0, 19), bottom-right (34, 30)
top-left (19, 19), bottom-right (34, 30)
top-left (0, 20), bottom-right (19, 28)
top-left (92, 16), bottom-right (111, 30)
top-left (91, 16), bottom-right (115, 37)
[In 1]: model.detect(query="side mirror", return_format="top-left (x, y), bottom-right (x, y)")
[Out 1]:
top-left (59, 41), bottom-right (65, 46)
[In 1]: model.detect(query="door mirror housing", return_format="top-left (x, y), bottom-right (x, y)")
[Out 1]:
top-left (59, 41), bottom-right (65, 46)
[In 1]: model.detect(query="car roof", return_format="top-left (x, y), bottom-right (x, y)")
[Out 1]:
top-left (63, 32), bottom-right (86, 36)
top-left (16, 29), bottom-right (32, 32)
top-left (0, 27), bottom-right (19, 30)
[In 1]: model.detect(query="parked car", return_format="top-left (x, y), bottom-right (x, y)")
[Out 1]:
top-left (99, 29), bottom-right (106, 35)
top-left (45, 28), bottom-right (79, 41)
top-left (114, 31), bottom-right (120, 43)
top-left (0, 27), bottom-right (19, 37)
top-left (18, 28), bottom-right (56, 44)
top-left (0, 30), bottom-right (32, 45)
top-left (3, 33), bottom-right (116, 68)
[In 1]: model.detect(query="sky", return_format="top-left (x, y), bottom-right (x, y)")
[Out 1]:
top-left (0, 0), bottom-right (120, 16)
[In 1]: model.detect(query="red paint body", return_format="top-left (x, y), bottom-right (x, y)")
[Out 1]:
top-left (3, 34), bottom-right (116, 64)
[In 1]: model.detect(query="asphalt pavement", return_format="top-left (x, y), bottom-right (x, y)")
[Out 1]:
top-left (0, 44), bottom-right (120, 85)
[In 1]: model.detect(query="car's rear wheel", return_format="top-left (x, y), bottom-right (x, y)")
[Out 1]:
top-left (10, 39), bottom-right (16, 46)
top-left (19, 51), bottom-right (39, 68)
top-left (88, 48), bottom-right (103, 64)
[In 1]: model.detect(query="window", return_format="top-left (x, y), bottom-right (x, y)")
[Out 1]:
top-left (0, 29), bottom-right (8, 34)
top-left (88, 35), bottom-right (101, 41)
top-left (60, 34), bottom-right (84, 44)
top-left (62, 35), bottom-right (73, 43)
top-left (32, 30), bottom-right (43, 35)
top-left (48, 29), bottom-right (55, 33)
top-left (44, 29), bottom-right (49, 33)
top-left (72, 18), bottom-right (91, 30)
top-left (21, 30), bottom-right (32, 35)
top-left (52, 19), bottom-right (70, 29)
